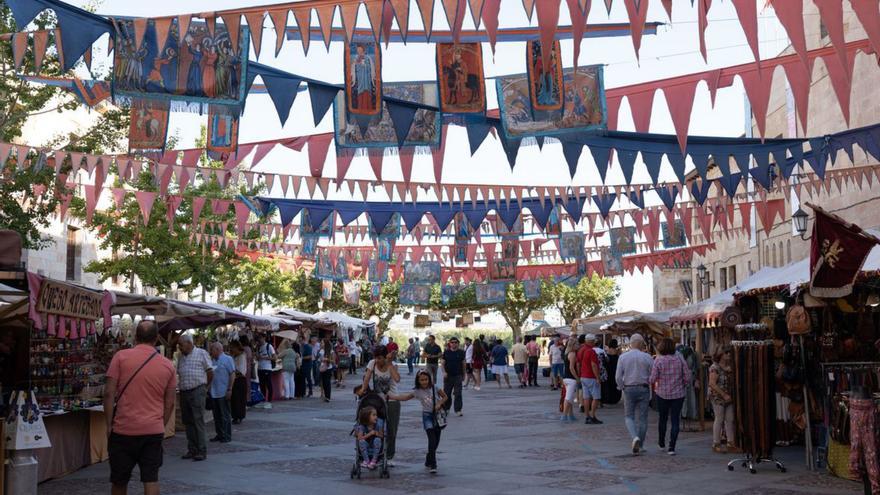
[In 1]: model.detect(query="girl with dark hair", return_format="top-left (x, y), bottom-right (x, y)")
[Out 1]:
top-left (388, 370), bottom-right (448, 474)
top-left (355, 406), bottom-right (384, 470)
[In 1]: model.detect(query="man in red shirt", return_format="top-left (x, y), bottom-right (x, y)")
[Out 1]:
top-left (386, 336), bottom-right (400, 361)
top-left (105, 320), bottom-right (177, 495)
top-left (574, 334), bottom-right (603, 425)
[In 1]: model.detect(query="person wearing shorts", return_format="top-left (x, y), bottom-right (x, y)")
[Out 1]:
top-left (105, 321), bottom-right (177, 495)
top-left (575, 334), bottom-right (603, 424)
top-left (490, 338), bottom-right (512, 388)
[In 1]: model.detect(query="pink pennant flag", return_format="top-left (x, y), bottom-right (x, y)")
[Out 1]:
top-left (244, 12), bottom-right (266, 59)
top-left (166, 195), bottom-right (183, 226)
top-left (399, 149), bottom-right (414, 185)
top-left (33, 29), bottom-right (49, 73)
top-left (234, 201), bottom-right (251, 236)
top-left (318, 178), bottom-right (331, 199)
top-left (211, 199), bottom-right (231, 215)
top-left (112, 187), bottom-right (126, 210)
top-left (535, 0), bottom-right (561, 65)
top-left (368, 149), bottom-right (384, 181)
top-left (82, 185), bottom-right (98, 223)
top-left (481, 0), bottom-right (501, 52)
top-left (305, 176), bottom-right (317, 198)
top-left (628, 90), bottom-right (656, 133)
top-left (622, 0), bottom-right (650, 61)
top-left (14, 145), bottom-right (30, 168)
top-left (697, 0), bottom-right (711, 62)
top-left (731, 0), bottom-right (761, 67)
top-left (606, 95), bottom-right (622, 131)
top-left (308, 133), bottom-right (333, 177)
top-left (770, 0), bottom-right (808, 69)
top-left (358, 179), bottom-right (369, 200)
top-left (820, 51), bottom-right (854, 126)
top-left (664, 81), bottom-right (698, 153)
top-left (432, 125), bottom-right (449, 185)
top-left (135, 191), bottom-right (157, 223)
top-left (739, 70), bottom-right (772, 139)
top-left (813, 0), bottom-right (849, 82)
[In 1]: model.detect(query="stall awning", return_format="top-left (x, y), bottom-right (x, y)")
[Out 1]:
top-left (572, 311), bottom-right (642, 335)
top-left (273, 308), bottom-right (336, 330)
top-left (316, 311), bottom-right (375, 331)
top-left (159, 301), bottom-right (300, 332)
top-left (110, 292), bottom-right (224, 322)
top-left (669, 289), bottom-right (736, 326)
top-left (601, 311), bottom-right (673, 337)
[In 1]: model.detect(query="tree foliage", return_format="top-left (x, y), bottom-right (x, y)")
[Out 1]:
top-left (497, 281), bottom-right (555, 341)
top-left (548, 275), bottom-right (620, 324)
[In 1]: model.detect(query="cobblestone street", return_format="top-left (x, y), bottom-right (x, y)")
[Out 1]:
top-left (40, 371), bottom-right (862, 494)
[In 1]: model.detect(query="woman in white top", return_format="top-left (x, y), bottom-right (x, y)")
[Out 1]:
top-left (463, 338), bottom-right (476, 388)
top-left (549, 338), bottom-right (565, 390)
top-left (317, 339), bottom-right (336, 402)
top-left (361, 345), bottom-right (401, 464)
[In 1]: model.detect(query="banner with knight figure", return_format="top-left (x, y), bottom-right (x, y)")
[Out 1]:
top-left (436, 42), bottom-right (486, 114)
top-left (112, 18), bottom-right (250, 109)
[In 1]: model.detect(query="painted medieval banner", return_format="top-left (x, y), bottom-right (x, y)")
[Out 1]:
top-left (377, 237), bottom-right (394, 262)
top-left (368, 258), bottom-right (388, 283)
top-left (497, 65), bottom-right (606, 139)
top-left (300, 210), bottom-right (335, 237)
top-left (454, 213), bottom-right (470, 263)
top-left (112, 18), bottom-right (250, 109)
top-left (404, 261), bottom-right (442, 284)
top-left (545, 206), bottom-right (562, 237)
top-left (441, 284), bottom-right (467, 304)
top-left (601, 246), bottom-right (623, 277)
top-left (609, 226), bottom-right (638, 256)
top-left (560, 232), bottom-right (585, 260)
top-left (370, 282), bottom-right (381, 302)
top-left (436, 42), bottom-right (485, 114)
top-left (321, 279), bottom-right (333, 300)
top-left (344, 39), bottom-right (382, 116)
top-left (523, 279), bottom-right (542, 300)
top-left (128, 99), bottom-right (170, 153)
top-left (334, 81), bottom-right (441, 148)
top-left (475, 282), bottom-right (507, 305)
top-left (315, 251), bottom-right (334, 280)
top-left (369, 212), bottom-right (401, 239)
top-left (489, 235), bottom-right (518, 282)
top-left (525, 40), bottom-right (564, 112)
top-left (343, 281), bottom-right (360, 305)
top-left (206, 106), bottom-right (239, 158)
top-left (333, 257), bottom-right (350, 282)
top-left (661, 220), bottom-right (687, 248)
top-left (399, 284), bottom-right (431, 306)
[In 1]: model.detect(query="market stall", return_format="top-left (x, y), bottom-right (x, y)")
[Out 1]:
top-left (316, 311), bottom-right (376, 342)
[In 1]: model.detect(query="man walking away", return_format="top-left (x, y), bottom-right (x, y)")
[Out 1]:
top-left (615, 333), bottom-right (654, 455)
top-left (526, 336), bottom-right (541, 387)
top-left (406, 338), bottom-right (417, 375)
top-left (422, 335), bottom-right (442, 384)
top-left (575, 334), bottom-right (603, 425)
top-left (177, 334), bottom-right (214, 461)
top-left (491, 338), bottom-right (512, 388)
top-left (208, 342), bottom-right (235, 443)
top-left (301, 337), bottom-right (314, 396)
top-left (255, 334), bottom-right (276, 406)
top-left (511, 337), bottom-right (528, 388)
top-left (105, 321), bottom-right (176, 495)
top-left (441, 337), bottom-right (466, 416)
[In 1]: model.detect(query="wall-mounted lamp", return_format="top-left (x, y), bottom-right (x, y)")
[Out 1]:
top-left (867, 293), bottom-right (880, 308)
top-left (696, 264), bottom-right (715, 287)
top-left (774, 299), bottom-right (786, 310)
top-left (793, 208), bottom-right (809, 240)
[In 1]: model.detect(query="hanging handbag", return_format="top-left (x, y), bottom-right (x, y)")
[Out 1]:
top-left (786, 304), bottom-right (811, 335)
top-left (431, 387), bottom-right (447, 429)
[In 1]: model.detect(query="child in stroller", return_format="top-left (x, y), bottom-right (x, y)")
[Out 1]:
top-left (351, 389), bottom-right (390, 478)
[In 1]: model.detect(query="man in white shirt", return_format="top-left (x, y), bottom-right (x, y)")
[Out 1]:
top-left (177, 334), bottom-right (214, 461)
top-left (615, 334), bottom-right (655, 455)
top-left (255, 334), bottom-right (276, 407)
top-left (463, 337), bottom-right (475, 388)
top-left (347, 340), bottom-right (361, 375)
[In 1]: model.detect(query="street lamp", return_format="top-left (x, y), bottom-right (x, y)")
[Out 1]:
top-left (696, 264), bottom-right (714, 287)
top-left (793, 208), bottom-right (809, 239)
top-left (774, 299), bottom-right (786, 310)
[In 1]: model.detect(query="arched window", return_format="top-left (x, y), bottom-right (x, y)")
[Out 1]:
top-left (764, 245), bottom-right (770, 268)
top-left (787, 239), bottom-right (792, 264)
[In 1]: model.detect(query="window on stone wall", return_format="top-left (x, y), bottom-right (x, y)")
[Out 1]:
top-left (66, 226), bottom-right (81, 281)
top-left (729, 265), bottom-right (737, 287)
top-left (772, 244), bottom-right (778, 267)
top-left (787, 240), bottom-right (792, 264)
top-left (720, 267), bottom-right (728, 291)
top-left (748, 260), bottom-right (753, 276)
top-left (764, 245), bottom-right (769, 268)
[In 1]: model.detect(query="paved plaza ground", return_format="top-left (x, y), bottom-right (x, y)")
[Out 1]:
top-left (40, 368), bottom-right (862, 495)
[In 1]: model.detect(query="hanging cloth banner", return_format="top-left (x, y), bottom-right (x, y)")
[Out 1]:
top-left (128, 99), bottom-right (170, 153)
top-left (334, 81), bottom-right (441, 149)
top-left (436, 42), bottom-right (486, 114)
top-left (526, 40), bottom-right (564, 112)
top-left (497, 65), bottom-right (606, 139)
top-left (808, 203), bottom-right (880, 298)
top-left (111, 18), bottom-right (250, 112)
top-left (475, 282), bottom-right (507, 305)
top-left (400, 283), bottom-right (432, 305)
top-left (454, 212), bottom-right (470, 263)
top-left (206, 105), bottom-right (240, 159)
top-left (344, 38), bottom-right (382, 117)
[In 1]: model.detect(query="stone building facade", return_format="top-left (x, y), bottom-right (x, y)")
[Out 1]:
top-left (656, 2), bottom-right (880, 304)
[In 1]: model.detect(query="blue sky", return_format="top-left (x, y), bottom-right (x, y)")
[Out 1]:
top-left (75, 0), bottom-right (790, 312)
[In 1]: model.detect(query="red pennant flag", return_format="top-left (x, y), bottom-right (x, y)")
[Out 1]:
top-left (770, 0), bottom-right (808, 69)
top-left (269, 9), bottom-right (289, 56)
top-left (697, 0), bottom-right (712, 62)
top-left (481, 0), bottom-right (501, 52)
top-left (740, 70), bottom-right (772, 140)
top-left (664, 81), bottom-right (698, 153)
top-left (244, 12), bottom-right (265, 59)
top-left (308, 133), bottom-right (333, 177)
top-left (731, 0), bottom-right (760, 67)
top-left (808, 203), bottom-right (880, 297)
top-left (628, 90), bottom-right (655, 133)
top-left (622, 0), bottom-right (650, 61)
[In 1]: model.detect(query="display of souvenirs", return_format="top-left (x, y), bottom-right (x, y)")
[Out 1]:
top-left (29, 329), bottom-right (106, 412)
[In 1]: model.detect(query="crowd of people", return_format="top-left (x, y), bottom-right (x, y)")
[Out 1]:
top-left (104, 324), bottom-right (731, 495)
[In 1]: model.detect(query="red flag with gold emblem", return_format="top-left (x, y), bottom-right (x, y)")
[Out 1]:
top-left (808, 203), bottom-right (880, 298)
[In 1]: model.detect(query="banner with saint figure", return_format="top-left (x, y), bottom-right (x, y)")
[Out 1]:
top-left (526, 40), bottom-right (564, 112)
top-left (344, 39), bottom-right (382, 116)
top-left (436, 42), bottom-right (485, 114)
top-left (206, 106), bottom-right (239, 158)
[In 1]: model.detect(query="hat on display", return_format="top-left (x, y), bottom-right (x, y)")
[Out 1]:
top-left (584, 333), bottom-right (597, 342)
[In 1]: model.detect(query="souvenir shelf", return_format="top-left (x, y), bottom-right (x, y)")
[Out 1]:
top-left (29, 330), bottom-right (106, 412)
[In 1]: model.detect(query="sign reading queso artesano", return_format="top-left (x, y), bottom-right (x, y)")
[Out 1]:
top-left (35, 280), bottom-right (103, 321)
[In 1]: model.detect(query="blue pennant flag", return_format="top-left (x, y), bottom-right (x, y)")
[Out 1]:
top-left (561, 142), bottom-right (583, 179)
top-left (717, 172), bottom-right (743, 197)
top-left (616, 148), bottom-right (639, 185)
top-left (592, 192), bottom-right (617, 219)
top-left (641, 151), bottom-right (662, 186)
top-left (656, 185), bottom-right (679, 211)
top-left (262, 74), bottom-right (302, 126)
top-left (690, 180), bottom-right (712, 205)
top-left (387, 100), bottom-right (419, 148)
top-left (589, 146), bottom-right (611, 183)
top-left (308, 82), bottom-right (339, 126)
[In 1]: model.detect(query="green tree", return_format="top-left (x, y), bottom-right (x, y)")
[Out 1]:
top-left (219, 256), bottom-right (294, 313)
top-left (497, 281), bottom-right (553, 341)
top-left (0, 5), bottom-right (128, 248)
top-left (549, 275), bottom-right (619, 324)
top-left (358, 281), bottom-right (400, 334)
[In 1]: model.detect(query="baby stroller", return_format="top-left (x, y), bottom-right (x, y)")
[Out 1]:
top-left (350, 390), bottom-right (390, 479)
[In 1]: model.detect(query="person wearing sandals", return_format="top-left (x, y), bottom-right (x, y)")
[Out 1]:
top-left (388, 371), bottom-right (448, 474)
top-left (361, 345), bottom-right (401, 466)
top-left (709, 346), bottom-right (736, 453)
